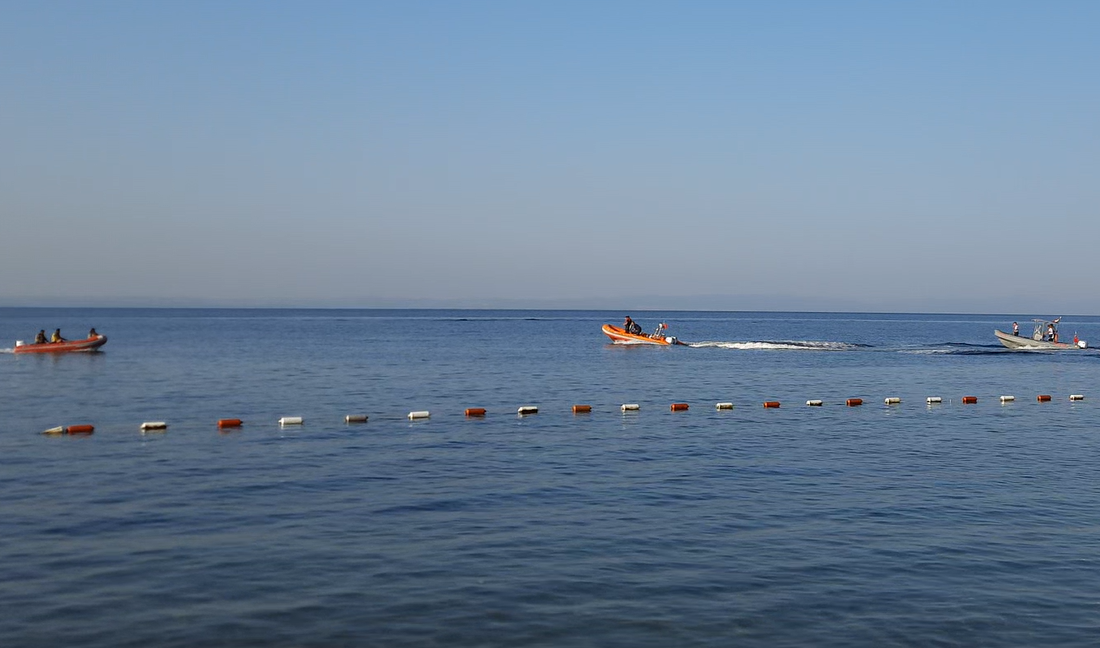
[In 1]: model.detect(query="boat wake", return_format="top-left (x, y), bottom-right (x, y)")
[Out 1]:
top-left (901, 342), bottom-right (1032, 356)
top-left (688, 340), bottom-right (862, 351)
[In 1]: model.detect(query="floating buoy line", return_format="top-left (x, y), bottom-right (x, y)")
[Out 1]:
top-left (38, 393), bottom-right (1089, 435)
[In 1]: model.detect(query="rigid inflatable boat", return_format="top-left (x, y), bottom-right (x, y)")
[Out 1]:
top-left (602, 324), bottom-right (684, 346)
top-left (13, 334), bottom-right (108, 354)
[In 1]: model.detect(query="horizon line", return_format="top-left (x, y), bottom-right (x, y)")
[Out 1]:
top-left (0, 304), bottom-right (1088, 319)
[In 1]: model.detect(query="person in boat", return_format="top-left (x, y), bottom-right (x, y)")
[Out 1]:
top-left (1012, 321), bottom-right (1019, 336)
top-left (89, 327), bottom-right (98, 338)
top-left (623, 316), bottom-right (643, 336)
top-left (51, 328), bottom-right (66, 343)
top-left (1046, 322), bottom-right (1056, 342)
top-left (35, 330), bottom-right (47, 344)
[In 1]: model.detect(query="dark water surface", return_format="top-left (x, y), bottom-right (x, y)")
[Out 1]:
top-left (2, 309), bottom-right (1100, 647)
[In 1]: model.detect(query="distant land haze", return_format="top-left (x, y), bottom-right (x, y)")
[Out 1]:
top-left (1, 293), bottom-right (1096, 317)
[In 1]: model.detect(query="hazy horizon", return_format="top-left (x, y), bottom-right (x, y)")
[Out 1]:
top-left (1, 294), bottom-right (1095, 318)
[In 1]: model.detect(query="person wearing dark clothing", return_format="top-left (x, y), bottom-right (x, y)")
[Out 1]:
top-left (623, 316), bottom-right (643, 336)
top-left (1012, 321), bottom-right (1019, 336)
top-left (35, 330), bottom-right (47, 344)
top-left (89, 328), bottom-right (98, 338)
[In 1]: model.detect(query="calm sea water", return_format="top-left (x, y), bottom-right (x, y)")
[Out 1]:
top-left (2, 309), bottom-right (1100, 647)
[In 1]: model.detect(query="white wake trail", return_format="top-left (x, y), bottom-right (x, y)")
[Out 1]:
top-left (688, 340), bottom-right (858, 351)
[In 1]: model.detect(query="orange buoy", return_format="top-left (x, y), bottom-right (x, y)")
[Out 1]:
top-left (66, 424), bottom-right (94, 435)
top-left (670, 403), bottom-right (689, 412)
top-left (1037, 394), bottom-right (1052, 402)
top-left (763, 401), bottom-right (781, 408)
top-left (962, 396), bottom-right (978, 404)
top-left (217, 418), bottom-right (243, 428)
top-left (465, 407), bottom-right (486, 417)
top-left (846, 398), bottom-right (863, 407)
top-left (572, 404), bottom-right (592, 414)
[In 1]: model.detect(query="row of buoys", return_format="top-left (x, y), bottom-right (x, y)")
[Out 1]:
top-left (38, 393), bottom-right (1091, 435)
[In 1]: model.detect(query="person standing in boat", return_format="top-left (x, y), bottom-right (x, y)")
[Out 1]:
top-left (34, 330), bottom-right (47, 344)
top-left (51, 328), bottom-right (66, 343)
top-left (1012, 321), bottom-right (1019, 336)
top-left (623, 316), bottom-right (643, 336)
top-left (1046, 322), bottom-right (1056, 342)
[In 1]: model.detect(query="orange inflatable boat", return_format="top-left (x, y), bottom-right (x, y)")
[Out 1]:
top-left (14, 334), bottom-right (108, 354)
top-left (602, 324), bottom-right (684, 346)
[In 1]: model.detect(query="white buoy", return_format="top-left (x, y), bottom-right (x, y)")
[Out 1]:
top-left (884, 397), bottom-right (901, 405)
top-left (621, 403), bottom-right (640, 412)
top-left (806, 400), bottom-right (823, 407)
top-left (408, 411), bottom-right (430, 420)
top-left (927, 397), bottom-right (942, 404)
top-left (999, 395), bottom-right (1015, 403)
top-left (279, 416), bottom-right (304, 426)
top-left (1070, 394), bottom-right (1085, 401)
top-left (345, 414), bottom-right (369, 423)
top-left (517, 406), bottom-right (538, 415)
top-left (715, 402), bottom-right (734, 410)
top-left (140, 421), bottom-right (168, 431)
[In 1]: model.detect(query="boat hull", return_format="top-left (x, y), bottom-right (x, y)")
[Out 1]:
top-left (602, 324), bottom-right (681, 346)
top-left (13, 335), bottom-right (108, 354)
top-left (994, 329), bottom-right (1080, 350)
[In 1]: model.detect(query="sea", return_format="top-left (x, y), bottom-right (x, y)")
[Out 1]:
top-left (2, 308), bottom-right (1100, 647)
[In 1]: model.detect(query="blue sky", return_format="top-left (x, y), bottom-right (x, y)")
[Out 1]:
top-left (3, 1), bottom-right (1098, 312)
